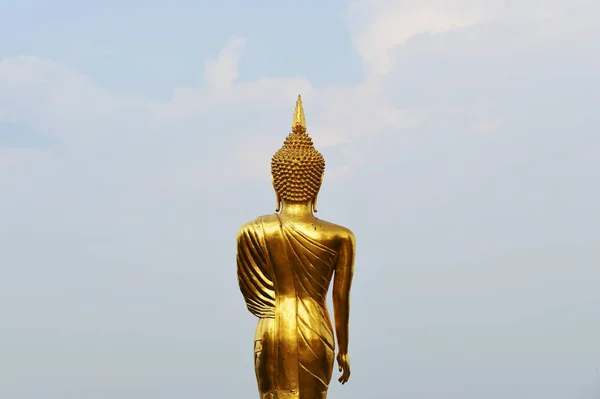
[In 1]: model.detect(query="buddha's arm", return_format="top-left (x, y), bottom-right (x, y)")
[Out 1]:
top-left (332, 230), bottom-right (355, 357)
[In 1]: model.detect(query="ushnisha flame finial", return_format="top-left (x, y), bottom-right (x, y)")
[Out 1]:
top-left (292, 94), bottom-right (307, 130)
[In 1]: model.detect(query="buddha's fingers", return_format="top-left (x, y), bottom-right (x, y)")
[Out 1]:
top-left (338, 367), bottom-right (350, 384)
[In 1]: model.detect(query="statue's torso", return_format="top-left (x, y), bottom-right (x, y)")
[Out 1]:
top-left (259, 213), bottom-right (350, 299)
top-left (236, 213), bottom-right (353, 398)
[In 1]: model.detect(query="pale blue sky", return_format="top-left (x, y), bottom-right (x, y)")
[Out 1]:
top-left (1, 0), bottom-right (599, 398)
top-left (1, 0), bottom-right (361, 97)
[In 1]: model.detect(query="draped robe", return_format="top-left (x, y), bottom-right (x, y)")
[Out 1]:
top-left (236, 214), bottom-right (338, 399)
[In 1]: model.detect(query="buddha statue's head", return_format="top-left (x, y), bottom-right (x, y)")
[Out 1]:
top-left (271, 95), bottom-right (325, 212)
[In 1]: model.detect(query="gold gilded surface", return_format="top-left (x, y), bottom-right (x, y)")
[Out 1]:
top-left (236, 95), bottom-right (355, 398)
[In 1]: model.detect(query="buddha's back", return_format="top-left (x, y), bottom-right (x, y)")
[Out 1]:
top-left (260, 212), bottom-right (352, 300)
top-left (238, 213), bottom-right (353, 398)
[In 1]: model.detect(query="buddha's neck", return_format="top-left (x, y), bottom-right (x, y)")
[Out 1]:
top-left (279, 201), bottom-right (313, 218)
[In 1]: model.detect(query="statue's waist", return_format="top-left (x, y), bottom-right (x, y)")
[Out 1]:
top-left (276, 295), bottom-right (327, 308)
top-left (245, 294), bottom-right (328, 319)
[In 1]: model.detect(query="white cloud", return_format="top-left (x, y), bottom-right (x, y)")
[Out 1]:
top-left (0, 43), bottom-right (416, 188)
top-left (0, 0), bottom-right (597, 192)
top-left (0, 56), bottom-right (154, 149)
top-left (203, 36), bottom-right (248, 92)
top-left (345, 0), bottom-right (508, 76)
top-left (345, 0), bottom-right (597, 78)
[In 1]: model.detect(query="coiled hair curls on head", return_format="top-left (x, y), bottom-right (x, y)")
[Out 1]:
top-left (271, 95), bottom-right (325, 212)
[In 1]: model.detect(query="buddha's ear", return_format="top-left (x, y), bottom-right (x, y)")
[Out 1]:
top-left (275, 192), bottom-right (282, 212)
top-left (272, 174), bottom-right (282, 212)
top-left (312, 172), bottom-right (324, 213)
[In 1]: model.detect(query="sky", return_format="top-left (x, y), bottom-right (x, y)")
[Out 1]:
top-left (1, 0), bottom-right (599, 398)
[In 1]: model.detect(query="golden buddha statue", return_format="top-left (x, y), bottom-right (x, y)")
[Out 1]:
top-left (236, 95), bottom-right (356, 398)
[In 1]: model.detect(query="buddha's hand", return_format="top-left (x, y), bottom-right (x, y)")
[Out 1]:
top-left (336, 352), bottom-right (351, 384)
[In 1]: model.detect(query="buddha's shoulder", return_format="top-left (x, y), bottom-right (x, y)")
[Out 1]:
top-left (314, 218), bottom-right (355, 241)
top-left (237, 214), bottom-right (278, 234)
top-left (237, 214), bottom-right (354, 243)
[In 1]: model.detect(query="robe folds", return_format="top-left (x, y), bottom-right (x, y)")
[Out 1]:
top-left (236, 214), bottom-right (338, 399)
